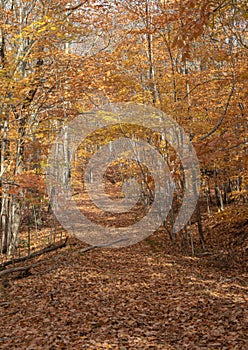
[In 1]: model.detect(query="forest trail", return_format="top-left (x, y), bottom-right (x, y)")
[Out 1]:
top-left (0, 1), bottom-right (247, 348)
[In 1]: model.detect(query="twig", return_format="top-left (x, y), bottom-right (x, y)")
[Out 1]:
top-left (80, 238), bottom-right (129, 253)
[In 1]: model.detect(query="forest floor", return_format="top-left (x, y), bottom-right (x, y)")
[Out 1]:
top-left (0, 203), bottom-right (247, 349)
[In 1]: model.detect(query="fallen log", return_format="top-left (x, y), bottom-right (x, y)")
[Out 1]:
top-left (0, 237), bottom-right (68, 268)
top-left (0, 264), bottom-right (36, 278)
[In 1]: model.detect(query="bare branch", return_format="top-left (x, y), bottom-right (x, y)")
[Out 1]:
top-left (200, 83), bottom-right (235, 141)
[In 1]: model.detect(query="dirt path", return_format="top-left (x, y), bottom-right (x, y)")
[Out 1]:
top-left (0, 235), bottom-right (247, 349)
